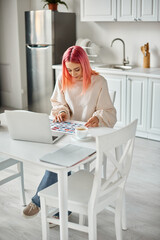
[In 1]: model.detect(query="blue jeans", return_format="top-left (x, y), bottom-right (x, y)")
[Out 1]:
top-left (32, 170), bottom-right (71, 208)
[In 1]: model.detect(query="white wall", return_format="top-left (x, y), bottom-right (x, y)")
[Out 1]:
top-left (0, 0), bottom-right (30, 108)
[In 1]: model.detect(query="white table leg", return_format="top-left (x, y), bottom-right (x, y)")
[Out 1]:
top-left (58, 170), bottom-right (68, 240)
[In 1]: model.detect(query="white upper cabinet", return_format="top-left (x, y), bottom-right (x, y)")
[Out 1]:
top-left (81, 0), bottom-right (158, 22)
top-left (137, 0), bottom-right (158, 21)
top-left (117, 0), bottom-right (158, 21)
top-left (80, 0), bottom-right (116, 22)
top-left (117, 0), bottom-right (137, 21)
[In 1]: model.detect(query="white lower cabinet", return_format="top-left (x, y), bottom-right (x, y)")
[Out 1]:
top-left (54, 67), bottom-right (160, 141)
top-left (147, 78), bottom-right (160, 141)
top-left (100, 72), bottom-right (160, 141)
top-left (126, 76), bottom-right (148, 138)
top-left (100, 73), bottom-right (127, 128)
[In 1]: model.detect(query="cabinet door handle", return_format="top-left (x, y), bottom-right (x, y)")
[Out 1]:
top-left (134, 18), bottom-right (137, 21)
top-left (128, 78), bottom-right (132, 81)
top-left (137, 18), bottom-right (142, 21)
top-left (114, 18), bottom-right (117, 22)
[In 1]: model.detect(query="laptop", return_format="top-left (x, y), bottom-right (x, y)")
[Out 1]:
top-left (5, 110), bottom-right (64, 144)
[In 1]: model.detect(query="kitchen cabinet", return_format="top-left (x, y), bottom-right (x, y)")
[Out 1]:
top-left (81, 0), bottom-right (158, 22)
top-left (117, 0), bottom-right (137, 21)
top-left (53, 65), bottom-right (160, 141)
top-left (118, 0), bottom-right (158, 22)
top-left (99, 73), bottom-right (127, 128)
top-left (137, 0), bottom-right (158, 21)
top-left (126, 76), bottom-right (148, 138)
top-left (147, 78), bottom-right (160, 141)
top-left (80, 0), bottom-right (116, 22)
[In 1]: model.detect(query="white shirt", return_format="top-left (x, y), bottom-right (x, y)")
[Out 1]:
top-left (50, 74), bottom-right (117, 127)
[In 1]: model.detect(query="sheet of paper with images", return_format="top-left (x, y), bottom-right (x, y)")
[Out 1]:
top-left (40, 144), bottom-right (96, 167)
top-left (50, 120), bottom-right (84, 134)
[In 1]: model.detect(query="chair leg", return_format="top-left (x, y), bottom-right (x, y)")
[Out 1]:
top-left (40, 197), bottom-right (49, 240)
top-left (122, 192), bottom-right (127, 230)
top-left (115, 147), bottom-right (127, 231)
top-left (88, 211), bottom-right (97, 240)
top-left (114, 193), bottom-right (123, 240)
top-left (19, 162), bottom-right (26, 206)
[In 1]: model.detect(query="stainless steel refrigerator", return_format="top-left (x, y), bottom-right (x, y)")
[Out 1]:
top-left (25, 10), bottom-right (76, 111)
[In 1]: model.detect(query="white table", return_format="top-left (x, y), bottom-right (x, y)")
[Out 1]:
top-left (0, 113), bottom-right (115, 240)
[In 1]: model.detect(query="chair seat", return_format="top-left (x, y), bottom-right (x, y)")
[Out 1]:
top-left (39, 170), bottom-right (93, 213)
top-left (39, 170), bottom-right (118, 215)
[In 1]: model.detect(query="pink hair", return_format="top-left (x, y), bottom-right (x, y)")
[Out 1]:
top-left (62, 45), bottom-right (98, 92)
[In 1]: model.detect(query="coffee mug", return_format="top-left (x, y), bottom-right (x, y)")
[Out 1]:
top-left (75, 126), bottom-right (88, 139)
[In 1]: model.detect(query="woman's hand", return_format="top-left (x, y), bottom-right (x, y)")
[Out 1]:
top-left (53, 112), bottom-right (68, 122)
top-left (85, 116), bottom-right (99, 128)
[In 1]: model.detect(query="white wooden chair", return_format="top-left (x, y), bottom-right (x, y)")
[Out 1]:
top-left (0, 156), bottom-right (26, 206)
top-left (39, 119), bottom-right (137, 240)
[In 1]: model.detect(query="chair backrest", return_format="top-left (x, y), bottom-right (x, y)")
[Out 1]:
top-left (89, 119), bottom-right (137, 211)
top-left (109, 91), bottom-right (116, 104)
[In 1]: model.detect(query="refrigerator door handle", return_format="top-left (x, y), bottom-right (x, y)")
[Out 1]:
top-left (26, 44), bottom-right (50, 49)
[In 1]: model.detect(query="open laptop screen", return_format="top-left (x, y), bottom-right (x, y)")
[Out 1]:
top-left (5, 110), bottom-right (64, 144)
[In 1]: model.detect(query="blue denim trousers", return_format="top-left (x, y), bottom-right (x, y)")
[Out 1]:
top-left (32, 170), bottom-right (71, 208)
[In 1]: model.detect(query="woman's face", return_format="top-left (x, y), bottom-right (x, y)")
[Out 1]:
top-left (65, 62), bottom-right (83, 81)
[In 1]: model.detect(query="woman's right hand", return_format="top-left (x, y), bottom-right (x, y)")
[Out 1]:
top-left (85, 116), bottom-right (99, 128)
top-left (53, 112), bottom-right (68, 122)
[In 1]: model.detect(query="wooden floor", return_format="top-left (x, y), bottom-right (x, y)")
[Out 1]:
top-left (0, 136), bottom-right (160, 240)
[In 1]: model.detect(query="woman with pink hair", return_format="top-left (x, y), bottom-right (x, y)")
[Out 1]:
top-left (23, 46), bottom-right (117, 222)
top-left (51, 45), bottom-right (116, 127)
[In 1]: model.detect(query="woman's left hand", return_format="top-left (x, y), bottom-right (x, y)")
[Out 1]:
top-left (85, 116), bottom-right (99, 128)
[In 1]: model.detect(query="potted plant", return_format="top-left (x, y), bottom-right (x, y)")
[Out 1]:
top-left (42, 0), bottom-right (68, 11)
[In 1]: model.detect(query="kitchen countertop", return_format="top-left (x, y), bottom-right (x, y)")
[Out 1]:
top-left (52, 64), bottom-right (160, 79)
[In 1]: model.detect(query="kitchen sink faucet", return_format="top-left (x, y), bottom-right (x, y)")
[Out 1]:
top-left (111, 38), bottom-right (129, 66)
